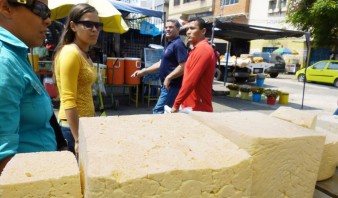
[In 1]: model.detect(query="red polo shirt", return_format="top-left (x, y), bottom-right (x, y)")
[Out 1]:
top-left (173, 39), bottom-right (215, 112)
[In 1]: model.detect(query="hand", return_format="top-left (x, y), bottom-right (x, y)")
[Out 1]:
top-left (74, 141), bottom-right (79, 160)
top-left (131, 70), bottom-right (143, 78)
top-left (171, 107), bottom-right (179, 113)
top-left (163, 77), bottom-right (171, 90)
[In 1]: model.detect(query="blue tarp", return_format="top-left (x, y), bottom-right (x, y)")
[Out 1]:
top-left (108, 0), bottom-right (164, 19)
top-left (140, 21), bottom-right (162, 36)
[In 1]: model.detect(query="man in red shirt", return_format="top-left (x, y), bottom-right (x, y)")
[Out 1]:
top-left (171, 17), bottom-right (216, 112)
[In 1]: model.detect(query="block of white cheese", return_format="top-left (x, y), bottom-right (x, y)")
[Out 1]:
top-left (270, 106), bottom-right (317, 129)
top-left (317, 114), bottom-right (338, 135)
top-left (78, 114), bottom-right (252, 197)
top-left (0, 151), bottom-right (81, 197)
top-left (272, 108), bottom-right (338, 173)
top-left (189, 111), bottom-right (325, 198)
top-left (311, 128), bottom-right (338, 181)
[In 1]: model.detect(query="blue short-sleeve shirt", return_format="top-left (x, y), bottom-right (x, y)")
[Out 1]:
top-left (0, 27), bottom-right (56, 160)
top-left (159, 36), bottom-right (188, 88)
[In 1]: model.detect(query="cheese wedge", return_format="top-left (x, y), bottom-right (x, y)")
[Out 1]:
top-left (0, 151), bottom-right (81, 198)
top-left (317, 115), bottom-right (338, 135)
top-left (78, 114), bottom-right (252, 197)
top-left (189, 111), bottom-right (325, 198)
top-left (315, 128), bottom-right (338, 181)
top-left (272, 107), bottom-right (338, 174)
top-left (270, 106), bottom-right (317, 129)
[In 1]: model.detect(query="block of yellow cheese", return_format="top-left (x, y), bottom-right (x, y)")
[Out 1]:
top-left (0, 151), bottom-right (82, 197)
top-left (315, 128), bottom-right (338, 181)
top-left (272, 107), bottom-right (338, 177)
top-left (78, 114), bottom-right (252, 197)
top-left (270, 106), bottom-right (317, 129)
top-left (189, 111), bottom-right (325, 198)
top-left (317, 115), bottom-right (338, 135)
top-left (317, 115), bottom-right (338, 169)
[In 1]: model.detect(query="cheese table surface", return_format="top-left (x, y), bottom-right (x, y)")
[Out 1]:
top-left (316, 168), bottom-right (338, 197)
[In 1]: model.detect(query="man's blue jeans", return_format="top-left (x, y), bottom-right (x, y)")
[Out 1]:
top-left (153, 86), bottom-right (180, 114)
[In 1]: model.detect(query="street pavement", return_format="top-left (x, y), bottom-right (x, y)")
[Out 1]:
top-left (100, 74), bottom-right (335, 117)
top-left (52, 73), bottom-right (336, 121)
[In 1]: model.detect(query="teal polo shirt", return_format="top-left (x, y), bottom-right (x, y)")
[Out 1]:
top-left (0, 27), bottom-right (56, 160)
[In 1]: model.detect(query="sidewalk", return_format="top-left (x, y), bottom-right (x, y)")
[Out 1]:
top-left (53, 79), bottom-right (333, 118)
top-left (93, 80), bottom-right (294, 117)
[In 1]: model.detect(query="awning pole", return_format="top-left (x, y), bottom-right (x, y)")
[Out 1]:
top-left (223, 41), bottom-right (231, 86)
top-left (301, 32), bottom-right (311, 109)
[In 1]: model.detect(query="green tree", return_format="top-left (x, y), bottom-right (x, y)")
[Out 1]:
top-left (287, 0), bottom-right (338, 47)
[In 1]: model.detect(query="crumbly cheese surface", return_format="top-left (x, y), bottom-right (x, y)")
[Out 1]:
top-left (314, 128), bottom-right (338, 181)
top-left (0, 151), bottom-right (82, 198)
top-left (317, 115), bottom-right (338, 135)
top-left (189, 111), bottom-right (325, 198)
top-left (270, 106), bottom-right (318, 129)
top-left (271, 107), bottom-right (338, 179)
top-left (79, 114), bottom-right (252, 197)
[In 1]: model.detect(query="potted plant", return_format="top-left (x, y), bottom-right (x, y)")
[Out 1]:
top-left (239, 85), bottom-right (251, 100)
top-left (226, 83), bottom-right (239, 97)
top-left (264, 89), bottom-right (279, 105)
top-left (251, 86), bottom-right (264, 102)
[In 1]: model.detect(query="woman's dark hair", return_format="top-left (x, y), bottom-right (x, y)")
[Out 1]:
top-left (187, 17), bottom-right (207, 30)
top-left (53, 3), bottom-right (98, 59)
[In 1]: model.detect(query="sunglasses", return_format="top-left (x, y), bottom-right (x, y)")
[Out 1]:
top-left (29, 1), bottom-right (51, 20)
top-left (75, 21), bottom-right (103, 31)
top-left (8, 0), bottom-right (51, 20)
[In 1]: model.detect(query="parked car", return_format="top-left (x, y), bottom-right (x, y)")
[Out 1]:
top-left (252, 52), bottom-right (286, 78)
top-left (296, 60), bottom-right (338, 87)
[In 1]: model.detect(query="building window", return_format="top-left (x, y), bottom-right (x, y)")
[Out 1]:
top-left (183, 0), bottom-right (198, 3)
top-left (174, 0), bottom-right (180, 6)
top-left (221, 0), bottom-right (239, 6)
top-left (269, 0), bottom-right (277, 10)
top-left (280, 0), bottom-right (287, 8)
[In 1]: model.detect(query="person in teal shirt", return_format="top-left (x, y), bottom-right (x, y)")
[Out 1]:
top-left (0, 0), bottom-right (56, 174)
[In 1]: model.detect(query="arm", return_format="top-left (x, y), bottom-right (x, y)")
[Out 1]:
top-left (58, 48), bottom-right (81, 153)
top-left (163, 62), bottom-right (185, 89)
top-left (131, 60), bottom-right (161, 78)
top-left (65, 108), bottom-right (79, 154)
top-left (0, 60), bottom-right (24, 174)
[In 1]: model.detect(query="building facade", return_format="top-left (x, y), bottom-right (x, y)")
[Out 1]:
top-left (215, 0), bottom-right (250, 24)
top-left (169, 0), bottom-right (214, 21)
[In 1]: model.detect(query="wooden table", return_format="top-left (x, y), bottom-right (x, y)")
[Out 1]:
top-left (315, 168), bottom-right (338, 197)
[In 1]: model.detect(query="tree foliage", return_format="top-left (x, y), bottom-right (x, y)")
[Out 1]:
top-left (287, 0), bottom-right (338, 47)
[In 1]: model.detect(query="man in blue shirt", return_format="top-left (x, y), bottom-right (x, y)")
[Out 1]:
top-left (131, 19), bottom-right (188, 114)
top-left (0, 0), bottom-right (57, 174)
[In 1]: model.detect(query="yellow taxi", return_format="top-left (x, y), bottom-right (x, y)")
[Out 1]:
top-left (296, 60), bottom-right (338, 87)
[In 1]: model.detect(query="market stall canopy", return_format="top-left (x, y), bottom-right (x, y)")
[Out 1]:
top-left (107, 0), bottom-right (164, 19)
top-left (180, 19), bottom-right (305, 41)
top-left (49, 0), bottom-right (129, 33)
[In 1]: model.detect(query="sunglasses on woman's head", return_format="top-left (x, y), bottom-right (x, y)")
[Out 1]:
top-left (8, 0), bottom-right (51, 20)
top-left (75, 21), bottom-right (104, 31)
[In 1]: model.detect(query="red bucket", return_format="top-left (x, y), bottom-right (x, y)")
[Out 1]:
top-left (107, 57), bottom-right (124, 85)
top-left (124, 57), bottom-right (141, 85)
